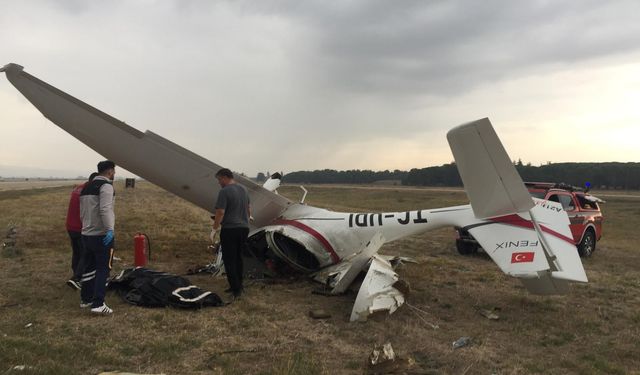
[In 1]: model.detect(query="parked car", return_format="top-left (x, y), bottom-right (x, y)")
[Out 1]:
top-left (455, 182), bottom-right (605, 257)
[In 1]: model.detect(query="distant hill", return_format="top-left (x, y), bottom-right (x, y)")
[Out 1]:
top-left (284, 162), bottom-right (640, 190)
top-left (283, 169), bottom-right (408, 185)
top-left (0, 164), bottom-right (87, 179)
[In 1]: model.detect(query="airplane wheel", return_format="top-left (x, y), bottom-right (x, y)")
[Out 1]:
top-left (578, 230), bottom-right (595, 257)
top-left (456, 239), bottom-right (478, 255)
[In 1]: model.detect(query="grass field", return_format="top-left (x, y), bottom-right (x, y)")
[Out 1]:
top-left (1, 181), bottom-right (639, 374)
top-left (0, 180), bottom-right (84, 192)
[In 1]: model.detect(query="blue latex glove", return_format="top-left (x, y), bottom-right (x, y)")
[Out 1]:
top-left (103, 230), bottom-right (114, 246)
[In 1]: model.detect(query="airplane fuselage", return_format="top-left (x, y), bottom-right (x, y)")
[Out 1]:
top-left (248, 203), bottom-right (480, 273)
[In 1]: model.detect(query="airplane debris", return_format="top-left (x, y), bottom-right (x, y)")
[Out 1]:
top-left (369, 342), bottom-right (396, 366)
top-left (24, 323), bottom-right (33, 329)
top-left (380, 255), bottom-right (418, 268)
top-left (478, 308), bottom-right (500, 320)
top-left (10, 365), bottom-right (33, 371)
top-left (262, 173), bottom-right (281, 192)
top-left (452, 336), bottom-right (472, 349)
top-left (313, 233), bottom-right (385, 295)
top-left (351, 255), bottom-right (405, 322)
top-left (308, 309), bottom-right (331, 319)
top-left (367, 342), bottom-right (416, 374)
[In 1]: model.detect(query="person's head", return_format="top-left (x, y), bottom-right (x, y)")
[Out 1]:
top-left (97, 160), bottom-right (116, 180)
top-left (215, 168), bottom-right (234, 187)
top-left (88, 172), bottom-right (99, 182)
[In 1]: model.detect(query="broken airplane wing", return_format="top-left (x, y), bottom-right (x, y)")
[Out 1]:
top-left (1, 63), bottom-right (291, 224)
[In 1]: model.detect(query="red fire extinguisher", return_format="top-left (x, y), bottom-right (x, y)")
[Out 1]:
top-left (134, 233), bottom-right (151, 267)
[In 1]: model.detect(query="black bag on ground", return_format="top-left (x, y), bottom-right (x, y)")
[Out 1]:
top-left (109, 267), bottom-right (224, 308)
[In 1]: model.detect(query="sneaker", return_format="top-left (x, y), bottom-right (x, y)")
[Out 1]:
top-left (80, 301), bottom-right (92, 308)
top-left (90, 303), bottom-right (113, 315)
top-left (66, 279), bottom-right (81, 290)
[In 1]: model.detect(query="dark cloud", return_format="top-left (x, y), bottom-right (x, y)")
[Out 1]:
top-left (249, 0), bottom-right (640, 97)
top-left (2, 0), bottom-right (638, 176)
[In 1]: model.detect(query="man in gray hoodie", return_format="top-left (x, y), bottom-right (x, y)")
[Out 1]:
top-left (79, 160), bottom-right (116, 315)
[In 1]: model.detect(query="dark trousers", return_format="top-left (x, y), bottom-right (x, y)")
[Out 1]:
top-left (80, 235), bottom-right (114, 307)
top-left (67, 230), bottom-right (84, 280)
top-left (220, 227), bottom-right (249, 295)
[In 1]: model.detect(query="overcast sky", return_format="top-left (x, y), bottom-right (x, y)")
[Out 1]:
top-left (1, 0), bottom-right (639, 178)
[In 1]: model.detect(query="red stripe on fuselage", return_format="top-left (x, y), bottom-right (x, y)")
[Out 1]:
top-left (273, 219), bottom-right (340, 264)
top-left (489, 214), bottom-right (575, 244)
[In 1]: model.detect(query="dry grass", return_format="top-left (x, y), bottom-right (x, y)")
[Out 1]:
top-left (1, 182), bottom-right (639, 374)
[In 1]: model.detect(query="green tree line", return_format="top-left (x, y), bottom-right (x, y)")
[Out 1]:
top-left (283, 162), bottom-right (640, 189)
top-left (283, 169), bottom-right (407, 184)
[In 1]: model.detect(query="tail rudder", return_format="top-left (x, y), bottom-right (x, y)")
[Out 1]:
top-left (447, 118), bottom-right (533, 219)
top-left (448, 118), bottom-right (587, 294)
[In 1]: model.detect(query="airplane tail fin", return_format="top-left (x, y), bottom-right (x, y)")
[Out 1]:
top-left (448, 119), bottom-right (587, 294)
top-left (447, 118), bottom-right (534, 219)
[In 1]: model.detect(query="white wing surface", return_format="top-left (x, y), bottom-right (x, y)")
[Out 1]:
top-left (2, 63), bottom-right (292, 222)
top-left (447, 118), bottom-right (534, 219)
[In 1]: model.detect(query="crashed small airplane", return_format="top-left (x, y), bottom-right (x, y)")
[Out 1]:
top-left (1, 63), bottom-right (588, 321)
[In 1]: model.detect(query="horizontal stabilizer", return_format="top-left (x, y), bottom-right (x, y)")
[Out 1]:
top-left (468, 213), bottom-right (551, 276)
top-left (465, 199), bottom-right (587, 295)
top-left (447, 118), bottom-right (534, 219)
top-left (529, 199), bottom-right (588, 283)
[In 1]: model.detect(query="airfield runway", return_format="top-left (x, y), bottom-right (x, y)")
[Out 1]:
top-left (0, 179), bottom-right (85, 191)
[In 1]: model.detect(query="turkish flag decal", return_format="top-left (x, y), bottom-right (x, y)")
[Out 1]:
top-left (511, 252), bottom-right (535, 263)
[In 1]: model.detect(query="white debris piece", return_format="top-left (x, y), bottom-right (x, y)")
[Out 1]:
top-left (313, 233), bottom-right (385, 294)
top-left (369, 342), bottom-right (396, 365)
top-left (350, 255), bottom-right (405, 322)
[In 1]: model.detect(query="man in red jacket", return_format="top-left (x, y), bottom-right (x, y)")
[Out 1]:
top-left (66, 172), bottom-right (98, 290)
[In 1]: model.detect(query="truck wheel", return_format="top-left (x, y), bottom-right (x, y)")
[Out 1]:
top-left (578, 230), bottom-right (596, 257)
top-left (456, 239), bottom-right (478, 255)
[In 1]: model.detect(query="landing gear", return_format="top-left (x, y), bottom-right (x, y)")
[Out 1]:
top-left (455, 228), bottom-right (479, 255)
top-left (456, 239), bottom-right (478, 255)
